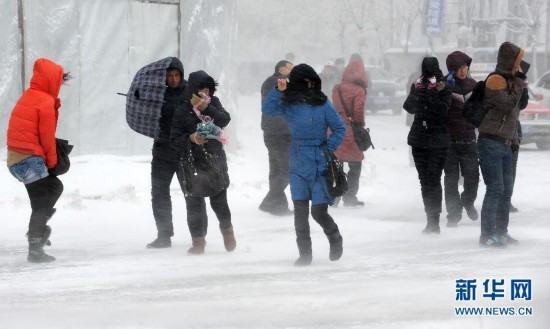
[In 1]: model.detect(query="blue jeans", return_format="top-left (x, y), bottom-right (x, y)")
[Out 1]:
top-left (477, 138), bottom-right (514, 237)
top-left (8, 156), bottom-right (49, 185)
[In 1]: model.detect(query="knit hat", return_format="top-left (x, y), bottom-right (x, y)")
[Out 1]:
top-left (421, 57), bottom-right (443, 80)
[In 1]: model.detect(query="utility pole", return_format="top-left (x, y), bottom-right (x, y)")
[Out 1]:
top-left (17, 0), bottom-right (25, 91)
top-left (546, 0), bottom-right (549, 71)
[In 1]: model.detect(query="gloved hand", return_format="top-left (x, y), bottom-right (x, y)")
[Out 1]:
top-left (189, 132), bottom-right (207, 145)
top-left (191, 93), bottom-right (211, 112)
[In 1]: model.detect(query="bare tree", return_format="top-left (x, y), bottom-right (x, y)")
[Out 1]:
top-left (394, 0), bottom-right (423, 55)
top-left (505, 0), bottom-right (547, 79)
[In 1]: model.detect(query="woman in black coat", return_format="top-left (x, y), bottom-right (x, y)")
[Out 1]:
top-left (171, 70), bottom-right (235, 254)
top-left (403, 57), bottom-right (452, 234)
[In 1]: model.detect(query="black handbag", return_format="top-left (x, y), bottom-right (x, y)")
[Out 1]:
top-left (178, 145), bottom-right (226, 198)
top-left (323, 146), bottom-right (348, 197)
top-left (337, 86), bottom-right (374, 151)
top-left (50, 138), bottom-right (73, 176)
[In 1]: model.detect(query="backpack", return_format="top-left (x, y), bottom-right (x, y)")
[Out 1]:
top-left (462, 80), bottom-right (486, 128)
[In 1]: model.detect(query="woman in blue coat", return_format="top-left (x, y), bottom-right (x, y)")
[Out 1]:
top-left (262, 64), bottom-right (346, 266)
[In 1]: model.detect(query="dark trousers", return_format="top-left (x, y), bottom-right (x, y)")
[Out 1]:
top-left (293, 200), bottom-right (338, 254)
top-left (412, 147), bottom-right (448, 222)
top-left (443, 143), bottom-right (479, 219)
top-left (343, 161), bottom-right (362, 201)
top-left (185, 188), bottom-right (232, 238)
top-left (477, 138), bottom-right (514, 237)
top-left (151, 142), bottom-right (182, 238)
top-left (260, 133), bottom-right (291, 211)
top-left (512, 146), bottom-right (519, 183)
top-left (25, 175), bottom-right (63, 238)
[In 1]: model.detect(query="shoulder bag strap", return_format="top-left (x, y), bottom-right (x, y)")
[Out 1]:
top-left (337, 86), bottom-right (356, 124)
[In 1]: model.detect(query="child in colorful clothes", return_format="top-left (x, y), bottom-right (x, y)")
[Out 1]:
top-left (262, 63), bottom-right (346, 266)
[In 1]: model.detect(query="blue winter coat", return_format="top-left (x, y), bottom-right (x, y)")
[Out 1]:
top-left (262, 88), bottom-right (346, 205)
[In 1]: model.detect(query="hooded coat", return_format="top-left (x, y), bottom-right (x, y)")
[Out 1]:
top-left (262, 64), bottom-right (346, 205)
top-left (7, 58), bottom-right (64, 168)
top-left (171, 70), bottom-right (231, 186)
top-left (157, 58), bottom-right (186, 143)
top-left (332, 58), bottom-right (368, 162)
top-left (444, 51), bottom-right (477, 141)
top-left (403, 57), bottom-right (452, 149)
top-left (480, 42), bottom-right (525, 141)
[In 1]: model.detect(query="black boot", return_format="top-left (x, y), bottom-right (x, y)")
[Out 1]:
top-left (42, 225), bottom-right (52, 246)
top-left (423, 215), bottom-right (440, 234)
top-left (294, 238), bottom-right (312, 266)
top-left (27, 237), bottom-right (55, 263)
top-left (328, 231), bottom-right (343, 261)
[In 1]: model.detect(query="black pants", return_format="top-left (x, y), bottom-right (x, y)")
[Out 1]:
top-left (260, 133), bottom-right (291, 211)
top-left (151, 142), bottom-right (182, 238)
top-left (25, 175), bottom-right (63, 238)
top-left (293, 200), bottom-right (338, 243)
top-left (412, 147), bottom-right (448, 222)
top-left (443, 143), bottom-right (479, 219)
top-left (185, 188), bottom-right (232, 238)
top-left (343, 161), bottom-right (362, 201)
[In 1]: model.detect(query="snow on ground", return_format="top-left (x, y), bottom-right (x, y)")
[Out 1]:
top-left (1, 95), bottom-right (549, 328)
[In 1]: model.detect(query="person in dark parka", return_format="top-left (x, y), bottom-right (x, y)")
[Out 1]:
top-left (171, 70), bottom-right (235, 254)
top-left (442, 51), bottom-right (480, 227)
top-left (403, 57), bottom-right (452, 234)
top-left (259, 60), bottom-right (294, 216)
top-left (477, 42), bottom-right (527, 248)
top-left (147, 58), bottom-right (187, 249)
top-left (263, 63), bottom-right (346, 266)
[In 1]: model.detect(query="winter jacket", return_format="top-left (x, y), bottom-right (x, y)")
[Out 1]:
top-left (480, 42), bottom-right (525, 144)
top-left (260, 73), bottom-right (291, 137)
top-left (332, 59), bottom-right (368, 162)
top-left (7, 58), bottom-right (64, 168)
top-left (444, 51), bottom-right (477, 141)
top-left (171, 70), bottom-right (231, 186)
top-left (445, 76), bottom-right (477, 141)
top-left (262, 87), bottom-right (345, 205)
top-left (403, 57), bottom-right (452, 149)
top-left (157, 58), bottom-right (187, 143)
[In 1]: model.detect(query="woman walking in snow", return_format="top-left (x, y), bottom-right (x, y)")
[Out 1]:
top-left (6, 58), bottom-right (70, 263)
top-left (171, 70), bottom-right (236, 254)
top-left (262, 63), bottom-right (346, 266)
top-left (403, 57), bottom-right (452, 234)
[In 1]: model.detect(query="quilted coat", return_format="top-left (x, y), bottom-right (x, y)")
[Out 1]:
top-left (7, 58), bottom-right (64, 168)
top-left (332, 59), bottom-right (368, 162)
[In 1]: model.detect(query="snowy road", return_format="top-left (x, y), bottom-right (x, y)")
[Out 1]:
top-left (1, 96), bottom-right (549, 328)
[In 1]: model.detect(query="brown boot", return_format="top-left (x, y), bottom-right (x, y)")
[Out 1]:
top-left (187, 237), bottom-right (206, 255)
top-left (221, 226), bottom-right (236, 252)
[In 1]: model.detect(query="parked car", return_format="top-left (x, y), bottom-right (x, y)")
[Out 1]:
top-left (364, 65), bottom-right (403, 115)
top-left (531, 70), bottom-right (550, 108)
top-left (520, 88), bottom-right (550, 150)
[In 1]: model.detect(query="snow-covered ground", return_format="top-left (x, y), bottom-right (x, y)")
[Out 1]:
top-left (1, 95), bottom-right (549, 329)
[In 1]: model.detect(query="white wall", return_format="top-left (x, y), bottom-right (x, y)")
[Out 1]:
top-left (1, 0), bottom-right (181, 155)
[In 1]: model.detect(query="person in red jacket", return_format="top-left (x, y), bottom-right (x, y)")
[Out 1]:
top-left (6, 58), bottom-right (70, 263)
top-left (332, 54), bottom-right (368, 207)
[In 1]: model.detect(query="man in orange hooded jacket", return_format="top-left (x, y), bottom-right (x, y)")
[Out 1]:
top-left (7, 58), bottom-right (68, 263)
